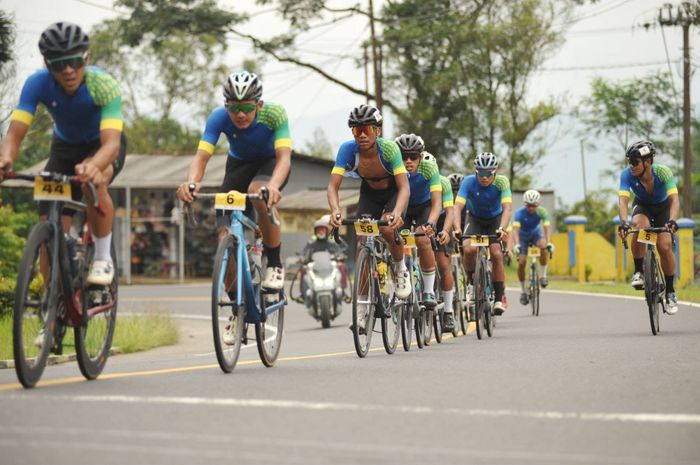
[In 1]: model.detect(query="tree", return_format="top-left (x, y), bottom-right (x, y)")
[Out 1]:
top-left (304, 127), bottom-right (333, 160)
top-left (555, 189), bottom-right (618, 240)
top-left (0, 10), bottom-right (16, 130)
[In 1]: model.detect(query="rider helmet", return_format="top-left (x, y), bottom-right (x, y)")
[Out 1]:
top-left (625, 140), bottom-right (656, 160)
top-left (394, 133), bottom-right (425, 153)
top-left (474, 152), bottom-right (499, 170)
top-left (421, 151), bottom-right (436, 163)
top-left (314, 215), bottom-right (331, 241)
top-left (448, 173), bottom-right (464, 191)
top-left (347, 104), bottom-right (383, 127)
top-left (223, 71), bottom-right (263, 101)
top-left (38, 22), bottom-right (89, 58)
top-left (523, 189), bottom-right (541, 205)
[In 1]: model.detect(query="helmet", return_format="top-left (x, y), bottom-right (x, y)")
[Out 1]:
top-left (394, 133), bottom-right (425, 153)
top-left (523, 189), bottom-right (541, 205)
top-left (626, 140), bottom-right (656, 159)
top-left (348, 104), bottom-right (383, 127)
top-left (421, 151), bottom-right (436, 163)
top-left (38, 22), bottom-right (89, 58)
top-left (448, 173), bottom-right (464, 191)
top-left (314, 215), bottom-right (331, 229)
top-left (223, 71), bottom-right (263, 101)
top-left (474, 152), bottom-right (499, 170)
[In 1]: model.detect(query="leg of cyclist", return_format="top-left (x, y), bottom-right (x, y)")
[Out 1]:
top-left (416, 225), bottom-right (437, 308)
top-left (657, 232), bottom-right (678, 314)
top-left (517, 252), bottom-right (528, 305)
top-left (490, 241), bottom-right (507, 315)
top-left (435, 248), bottom-right (454, 331)
top-left (630, 209), bottom-right (651, 290)
top-left (536, 236), bottom-right (548, 288)
top-left (250, 178), bottom-right (284, 289)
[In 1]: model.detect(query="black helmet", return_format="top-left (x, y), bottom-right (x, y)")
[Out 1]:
top-left (448, 173), bottom-right (464, 191)
top-left (626, 140), bottom-right (656, 159)
top-left (395, 133), bottom-right (425, 153)
top-left (348, 104), bottom-right (383, 127)
top-left (38, 22), bottom-right (89, 58)
top-left (223, 71), bottom-right (263, 101)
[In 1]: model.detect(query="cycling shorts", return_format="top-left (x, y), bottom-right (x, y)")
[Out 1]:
top-left (464, 212), bottom-right (501, 245)
top-left (631, 198), bottom-right (670, 227)
top-left (404, 200), bottom-right (432, 228)
top-left (435, 211), bottom-right (454, 254)
top-left (356, 177), bottom-right (399, 220)
top-left (518, 229), bottom-right (544, 255)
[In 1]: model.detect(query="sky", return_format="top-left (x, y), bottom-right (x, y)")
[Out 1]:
top-left (2, 0), bottom-right (698, 207)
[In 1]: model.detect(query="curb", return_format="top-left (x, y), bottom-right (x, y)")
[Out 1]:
top-left (0, 347), bottom-right (122, 370)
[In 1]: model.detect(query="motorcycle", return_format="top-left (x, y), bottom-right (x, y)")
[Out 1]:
top-left (292, 251), bottom-right (345, 328)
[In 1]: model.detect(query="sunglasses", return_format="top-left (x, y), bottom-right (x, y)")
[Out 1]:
top-left (227, 102), bottom-right (257, 114)
top-left (46, 53), bottom-right (86, 72)
top-left (475, 170), bottom-right (495, 178)
top-left (402, 152), bottom-right (421, 161)
top-left (351, 125), bottom-right (377, 137)
top-left (628, 157), bottom-right (642, 167)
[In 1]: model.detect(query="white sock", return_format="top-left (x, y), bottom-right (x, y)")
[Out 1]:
top-left (422, 270), bottom-right (435, 293)
top-left (520, 281), bottom-right (526, 292)
top-left (394, 258), bottom-right (407, 273)
top-left (443, 290), bottom-right (454, 314)
top-left (540, 264), bottom-right (548, 277)
top-left (92, 233), bottom-right (112, 262)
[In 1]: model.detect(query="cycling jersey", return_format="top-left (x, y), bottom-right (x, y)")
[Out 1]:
top-left (513, 206), bottom-right (550, 234)
top-left (407, 159), bottom-right (441, 206)
top-left (12, 66), bottom-right (123, 144)
top-left (198, 102), bottom-right (292, 160)
top-left (440, 175), bottom-right (454, 209)
top-left (331, 138), bottom-right (406, 180)
top-left (455, 174), bottom-right (512, 219)
top-left (618, 164), bottom-right (678, 205)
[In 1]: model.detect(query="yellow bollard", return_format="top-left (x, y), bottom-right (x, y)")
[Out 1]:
top-left (612, 215), bottom-right (630, 282)
top-left (675, 218), bottom-right (696, 288)
top-left (565, 215), bottom-right (587, 282)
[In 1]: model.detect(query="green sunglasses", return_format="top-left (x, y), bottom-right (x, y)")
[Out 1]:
top-left (46, 53), bottom-right (86, 72)
top-left (227, 102), bottom-right (258, 113)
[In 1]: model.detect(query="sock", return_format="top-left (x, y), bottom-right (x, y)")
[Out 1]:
top-left (265, 245), bottom-right (282, 268)
top-left (394, 258), bottom-right (407, 273)
top-left (634, 258), bottom-right (643, 274)
top-left (443, 290), bottom-right (454, 315)
top-left (540, 264), bottom-right (548, 277)
top-left (520, 281), bottom-right (526, 292)
top-left (422, 269), bottom-right (435, 294)
top-left (494, 281), bottom-right (505, 302)
top-left (467, 271), bottom-right (474, 286)
top-left (92, 233), bottom-right (112, 262)
top-left (665, 275), bottom-right (675, 294)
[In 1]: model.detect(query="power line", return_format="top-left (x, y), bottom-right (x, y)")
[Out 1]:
top-left (538, 59), bottom-right (682, 72)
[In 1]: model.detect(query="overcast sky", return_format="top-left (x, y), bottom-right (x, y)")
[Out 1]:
top-left (2, 0), bottom-right (698, 206)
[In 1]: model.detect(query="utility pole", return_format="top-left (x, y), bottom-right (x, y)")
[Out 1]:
top-left (363, 43), bottom-right (370, 104)
top-left (580, 140), bottom-right (589, 210)
top-left (658, 1), bottom-right (700, 217)
top-left (368, 0), bottom-right (383, 113)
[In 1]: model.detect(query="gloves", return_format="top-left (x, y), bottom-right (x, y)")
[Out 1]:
top-left (665, 219), bottom-right (678, 233)
top-left (546, 243), bottom-right (555, 253)
top-left (513, 244), bottom-right (521, 256)
top-left (618, 222), bottom-right (631, 238)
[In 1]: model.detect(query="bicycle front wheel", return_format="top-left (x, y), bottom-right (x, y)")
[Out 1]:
top-left (454, 265), bottom-right (468, 335)
top-left (644, 250), bottom-right (660, 335)
top-left (352, 247), bottom-right (375, 357)
top-left (13, 222), bottom-right (57, 388)
top-left (256, 295), bottom-right (285, 366)
top-left (474, 251), bottom-right (488, 340)
top-left (75, 242), bottom-right (118, 380)
top-left (400, 294), bottom-right (413, 352)
top-left (530, 263), bottom-right (539, 317)
top-left (211, 235), bottom-right (245, 373)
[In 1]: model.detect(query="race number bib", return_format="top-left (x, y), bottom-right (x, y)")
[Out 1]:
top-left (637, 231), bottom-right (657, 246)
top-left (354, 221), bottom-right (380, 237)
top-left (33, 177), bottom-right (71, 201)
top-left (214, 191), bottom-right (246, 211)
top-left (470, 235), bottom-right (489, 247)
top-left (527, 246), bottom-right (540, 257)
top-left (400, 230), bottom-right (416, 247)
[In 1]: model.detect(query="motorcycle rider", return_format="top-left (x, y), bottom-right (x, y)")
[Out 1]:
top-left (299, 215), bottom-right (348, 307)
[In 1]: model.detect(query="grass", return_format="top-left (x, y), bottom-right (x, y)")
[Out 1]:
top-left (0, 312), bottom-right (179, 361)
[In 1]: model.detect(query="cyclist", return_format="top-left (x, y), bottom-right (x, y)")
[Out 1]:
top-left (448, 173), bottom-right (466, 232)
top-left (513, 189), bottom-right (554, 305)
top-left (617, 140), bottom-right (680, 314)
top-left (453, 152), bottom-right (512, 315)
top-left (0, 21), bottom-right (126, 286)
top-left (395, 134), bottom-right (442, 310)
top-left (435, 173), bottom-right (456, 331)
top-left (328, 104), bottom-right (411, 326)
top-left (176, 71), bottom-right (291, 290)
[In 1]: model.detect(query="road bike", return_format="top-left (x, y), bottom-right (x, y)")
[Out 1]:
top-left (3, 171), bottom-right (118, 388)
top-left (398, 229), bottom-right (435, 349)
top-left (187, 186), bottom-right (285, 372)
top-left (523, 243), bottom-right (553, 317)
top-left (452, 240), bottom-right (470, 336)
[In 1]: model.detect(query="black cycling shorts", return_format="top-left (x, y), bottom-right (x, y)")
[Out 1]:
top-left (631, 198), bottom-right (670, 227)
top-left (463, 212), bottom-right (502, 245)
top-left (356, 177), bottom-right (399, 220)
top-left (216, 156), bottom-right (289, 227)
top-left (39, 132), bottom-right (127, 216)
top-left (404, 200), bottom-right (432, 228)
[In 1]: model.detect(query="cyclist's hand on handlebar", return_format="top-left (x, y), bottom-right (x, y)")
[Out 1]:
top-left (422, 222), bottom-right (436, 237)
top-left (330, 211), bottom-right (343, 228)
top-left (617, 222), bottom-right (631, 239)
top-left (261, 183), bottom-right (281, 208)
top-left (665, 219), bottom-right (678, 233)
top-left (437, 230), bottom-right (450, 245)
top-left (387, 212), bottom-right (404, 229)
top-left (75, 161), bottom-right (104, 185)
top-left (177, 181), bottom-right (199, 203)
top-left (0, 153), bottom-right (12, 181)
top-left (496, 227), bottom-right (508, 242)
top-left (451, 227), bottom-right (462, 242)
top-left (546, 242), bottom-right (555, 253)
top-left (513, 244), bottom-right (521, 256)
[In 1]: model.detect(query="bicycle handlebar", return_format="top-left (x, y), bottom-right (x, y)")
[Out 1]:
top-left (3, 171), bottom-right (100, 211)
top-left (187, 184), bottom-right (280, 226)
top-left (622, 226), bottom-right (673, 249)
top-left (331, 216), bottom-right (401, 245)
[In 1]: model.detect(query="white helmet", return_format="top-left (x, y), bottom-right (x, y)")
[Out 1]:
top-left (474, 152), bottom-right (499, 170)
top-left (421, 151), bottom-right (436, 163)
top-left (314, 215), bottom-right (331, 229)
top-left (223, 71), bottom-right (263, 101)
top-left (523, 189), bottom-right (541, 205)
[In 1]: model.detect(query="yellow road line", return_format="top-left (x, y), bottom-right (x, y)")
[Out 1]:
top-left (121, 297), bottom-right (209, 302)
top-left (0, 321), bottom-right (476, 391)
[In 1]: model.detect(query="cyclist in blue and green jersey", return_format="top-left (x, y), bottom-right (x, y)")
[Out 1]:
top-left (617, 140), bottom-right (680, 314)
top-left (453, 152), bottom-right (512, 315)
top-left (327, 105), bottom-right (411, 310)
top-left (395, 134), bottom-right (442, 310)
top-left (448, 173), bottom-right (467, 231)
top-left (434, 173), bottom-right (457, 331)
top-left (0, 22), bottom-right (126, 286)
top-left (177, 71), bottom-right (292, 290)
top-left (513, 189), bottom-right (554, 305)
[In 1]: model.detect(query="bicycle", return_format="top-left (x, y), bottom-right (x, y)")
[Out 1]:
top-left (399, 229), bottom-right (435, 349)
top-left (334, 217), bottom-right (402, 357)
top-left (3, 171), bottom-right (118, 388)
top-left (462, 234), bottom-right (505, 340)
top-left (523, 243), bottom-right (553, 317)
top-left (623, 227), bottom-right (672, 336)
top-left (431, 242), bottom-right (452, 344)
top-left (452, 240), bottom-right (470, 336)
top-left (187, 185), bottom-right (286, 372)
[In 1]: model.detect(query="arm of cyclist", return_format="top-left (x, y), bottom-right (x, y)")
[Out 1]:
top-left (177, 149), bottom-right (212, 203)
top-left (497, 202), bottom-right (511, 241)
top-left (0, 120), bottom-right (29, 180)
top-left (424, 189), bottom-right (442, 237)
top-left (617, 194), bottom-right (631, 238)
top-left (75, 128), bottom-right (120, 185)
top-left (666, 193), bottom-right (680, 232)
top-left (262, 147), bottom-right (291, 208)
top-left (452, 201), bottom-right (464, 239)
top-left (387, 172), bottom-right (408, 229)
top-left (327, 173), bottom-right (344, 228)
top-left (438, 206), bottom-right (454, 245)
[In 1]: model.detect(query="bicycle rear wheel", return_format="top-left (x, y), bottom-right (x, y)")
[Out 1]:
top-left (75, 242), bottom-right (118, 380)
top-left (352, 247), bottom-right (375, 357)
top-left (381, 300), bottom-right (401, 355)
top-left (400, 293), bottom-right (414, 351)
top-left (474, 251), bottom-right (488, 340)
top-left (13, 222), bottom-right (57, 388)
top-left (643, 250), bottom-right (660, 336)
top-left (530, 263), bottom-right (539, 317)
top-left (256, 302), bottom-right (285, 367)
top-left (455, 265), bottom-right (468, 335)
top-left (211, 235), bottom-right (245, 373)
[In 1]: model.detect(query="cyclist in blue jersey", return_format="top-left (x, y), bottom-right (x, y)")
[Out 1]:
top-left (395, 135), bottom-right (442, 310)
top-left (513, 189), bottom-right (554, 305)
top-left (617, 140), bottom-right (680, 314)
top-left (0, 22), bottom-right (126, 286)
top-left (453, 152), bottom-right (512, 315)
top-left (327, 105), bottom-right (411, 315)
top-left (177, 71), bottom-right (291, 290)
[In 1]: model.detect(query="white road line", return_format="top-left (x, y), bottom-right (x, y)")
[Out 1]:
top-left (7, 393), bottom-right (700, 425)
top-left (505, 287), bottom-right (700, 309)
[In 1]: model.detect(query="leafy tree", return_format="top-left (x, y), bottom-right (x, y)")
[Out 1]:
top-left (304, 127), bottom-right (333, 160)
top-left (0, 10), bottom-right (16, 130)
top-left (0, 206), bottom-right (36, 316)
top-left (555, 189), bottom-right (618, 240)
top-left (0, 10), bottom-right (13, 67)
top-left (126, 115), bottom-right (201, 155)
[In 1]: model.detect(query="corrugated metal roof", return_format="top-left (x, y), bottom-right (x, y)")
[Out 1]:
top-left (278, 188), bottom-right (359, 210)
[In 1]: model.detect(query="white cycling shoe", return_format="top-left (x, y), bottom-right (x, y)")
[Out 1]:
top-left (87, 259), bottom-right (114, 286)
top-left (262, 266), bottom-right (284, 290)
top-left (630, 272), bottom-right (644, 290)
top-left (394, 270), bottom-right (411, 299)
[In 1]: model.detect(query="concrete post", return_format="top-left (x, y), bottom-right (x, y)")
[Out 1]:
top-left (565, 215), bottom-right (588, 282)
top-left (676, 218), bottom-right (695, 288)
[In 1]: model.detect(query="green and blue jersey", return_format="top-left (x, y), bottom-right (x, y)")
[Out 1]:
top-left (455, 174), bottom-right (512, 219)
top-left (407, 158), bottom-right (441, 206)
top-left (618, 164), bottom-right (678, 204)
top-left (332, 138), bottom-right (407, 179)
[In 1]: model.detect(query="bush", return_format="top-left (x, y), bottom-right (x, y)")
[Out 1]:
top-left (0, 206), bottom-right (37, 317)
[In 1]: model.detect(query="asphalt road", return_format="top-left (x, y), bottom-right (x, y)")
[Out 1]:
top-left (0, 284), bottom-right (698, 465)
